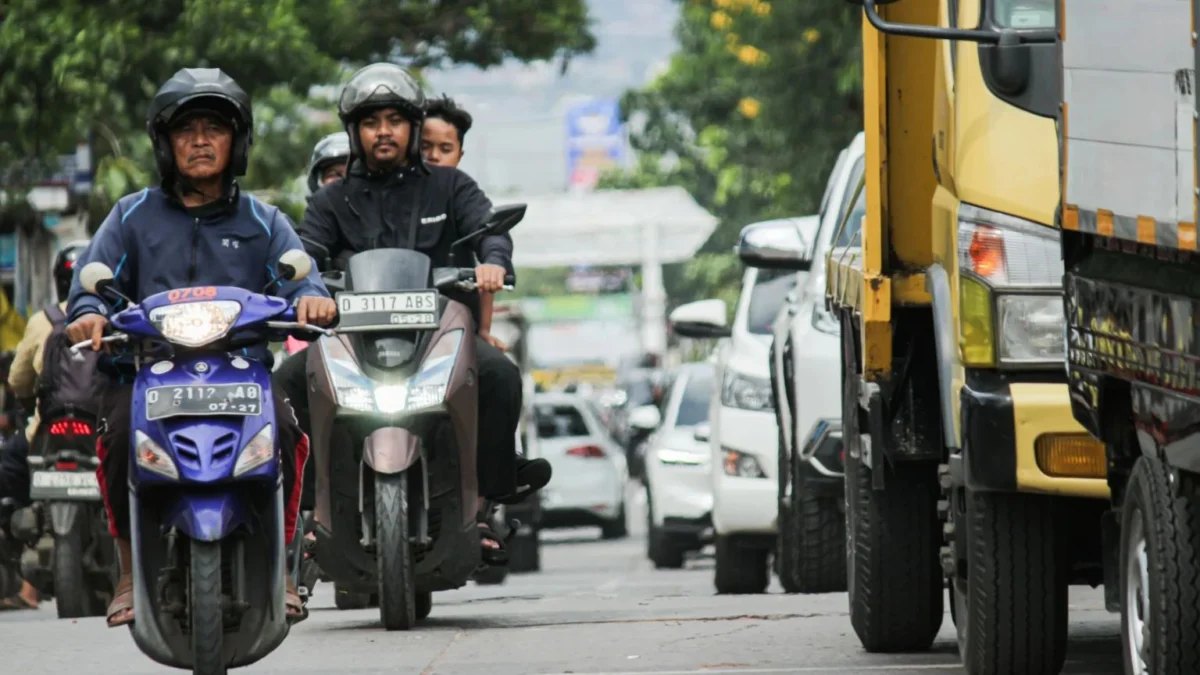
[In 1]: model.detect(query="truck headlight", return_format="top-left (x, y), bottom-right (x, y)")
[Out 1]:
top-left (721, 371), bottom-right (773, 411)
top-left (957, 204), bottom-right (1065, 367)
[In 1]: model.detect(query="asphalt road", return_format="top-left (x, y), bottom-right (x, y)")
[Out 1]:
top-left (2, 485), bottom-right (1125, 675)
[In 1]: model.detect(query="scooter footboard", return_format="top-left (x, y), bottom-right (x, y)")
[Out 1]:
top-left (129, 488), bottom-right (289, 670)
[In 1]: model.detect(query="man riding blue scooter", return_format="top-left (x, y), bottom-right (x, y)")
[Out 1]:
top-left (66, 67), bottom-right (337, 629)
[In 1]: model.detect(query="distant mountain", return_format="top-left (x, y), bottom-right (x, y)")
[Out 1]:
top-left (424, 0), bottom-right (678, 195)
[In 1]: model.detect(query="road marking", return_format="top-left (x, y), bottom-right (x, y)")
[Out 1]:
top-left (535, 665), bottom-right (962, 675)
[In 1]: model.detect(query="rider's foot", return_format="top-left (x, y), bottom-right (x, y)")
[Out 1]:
top-left (493, 458), bottom-right (552, 505)
top-left (106, 573), bottom-right (134, 627)
top-left (285, 577), bottom-right (307, 624)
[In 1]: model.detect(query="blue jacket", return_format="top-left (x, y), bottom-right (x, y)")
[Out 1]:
top-left (68, 187), bottom-right (329, 366)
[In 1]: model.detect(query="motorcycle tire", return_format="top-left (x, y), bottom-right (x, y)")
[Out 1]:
top-left (375, 472), bottom-right (415, 631)
top-left (189, 540), bottom-right (227, 675)
top-left (53, 524), bottom-right (97, 619)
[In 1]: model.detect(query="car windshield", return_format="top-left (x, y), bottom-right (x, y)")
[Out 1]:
top-left (747, 269), bottom-right (797, 335)
top-left (675, 369), bottom-right (713, 427)
top-left (535, 403), bottom-right (590, 438)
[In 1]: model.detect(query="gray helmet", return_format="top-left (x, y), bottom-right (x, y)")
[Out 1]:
top-left (147, 68), bottom-right (253, 181)
top-left (307, 132), bottom-right (351, 193)
top-left (337, 63), bottom-right (426, 167)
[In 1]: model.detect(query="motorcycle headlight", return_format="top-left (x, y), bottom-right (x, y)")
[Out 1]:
top-left (134, 430), bottom-right (179, 480)
top-left (233, 424), bottom-right (274, 477)
top-left (322, 330), bottom-right (464, 414)
top-left (957, 205), bottom-right (1065, 367)
top-left (149, 301), bottom-right (242, 348)
top-left (721, 370), bottom-right (773, 411)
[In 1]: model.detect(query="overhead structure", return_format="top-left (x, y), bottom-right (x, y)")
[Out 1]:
top-left (502, 186), bottom-right (719, 357)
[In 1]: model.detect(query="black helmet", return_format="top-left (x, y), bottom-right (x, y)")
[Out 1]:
top-left (307, 131), bottom-right (351, 193)
top-left (146, 68), bottom-right (254, 182)
top-left (53, 240), bottom-right (89, 302)
top-left (337, 63), bottom-right (426, 166)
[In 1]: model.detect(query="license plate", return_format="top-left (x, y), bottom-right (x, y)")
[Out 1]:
top-left (145, 383), bottom-right (263, 421)
top-left (30, 471), bottom-right (100, 500)
top-left (336, 291), bottom-right (439, 331)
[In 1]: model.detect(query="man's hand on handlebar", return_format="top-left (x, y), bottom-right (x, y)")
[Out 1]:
top-left (67, 314), bottom-right (110, 352)
top-left (474, 264), bottom-right (506, 293)
top-left (296, 296), bottom-right (338, 328)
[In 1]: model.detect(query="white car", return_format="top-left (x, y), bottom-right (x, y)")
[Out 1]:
top-left (670, 216), bottom-right (820, 594)
top-left (629, 362), bottom-right (716, 568)
top-left (766, 132), bottom-right (865, 593)
top-left (534, 392), bottom-right (629, 539)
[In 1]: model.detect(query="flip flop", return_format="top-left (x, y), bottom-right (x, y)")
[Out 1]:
top-left (106, 575), bottom-right (134, 627)
top-left (0, 594), bottom-right (36, 611)
top-left (286, 578), bottom-right (308, 625)
top-left (475, 514), bottom-right (510, 567)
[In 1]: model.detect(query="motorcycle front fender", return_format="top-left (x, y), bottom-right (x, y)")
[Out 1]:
top-left (362, 427), bottom-right (419, 475)
top-left (48, 501), bottom-right (84, 537)
top-left (163, 492), bottom-right (250, 542)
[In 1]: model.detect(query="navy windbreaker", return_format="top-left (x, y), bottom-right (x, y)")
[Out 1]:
top-left (67, 187), bottom-right (329, 367)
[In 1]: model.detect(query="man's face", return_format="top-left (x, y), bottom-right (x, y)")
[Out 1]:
top-left (320, 161), bottom-right (347, 185)
top-left (169, 113), bottom-right (233, 182)
top-left (358, 108), bottom-right (409, 169)
top-left (421, 118), bottom-right (463, 168)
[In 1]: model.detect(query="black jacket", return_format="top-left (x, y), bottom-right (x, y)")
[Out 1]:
top-left (299, 162), bottom-right (513, 274)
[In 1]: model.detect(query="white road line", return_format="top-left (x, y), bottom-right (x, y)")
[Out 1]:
top-left (535, 664), bottom-right (962, 675)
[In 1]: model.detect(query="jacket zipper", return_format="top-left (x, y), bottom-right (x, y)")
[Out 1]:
top-left (187, 218), bottom-right (200, 283)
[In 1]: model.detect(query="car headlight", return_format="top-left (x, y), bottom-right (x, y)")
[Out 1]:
top-left (722, 448), bottom-right (766, 478)
top-left (811, 302), bottom-right (840, 336)
top-left (322, 330), bottom-right (464, 414)
top-left (957, 204), bottom-right (1065, 367)
top-left (149, 301), bottom-right (242, 348)
top-left (721, 370), bottom-right (773, 411)
top-left (233, 424), bottom-right (274, 477)
top-left (134, 430), bottom-right (179, 480)
top-left (657, 448), bottom-right (706, 466)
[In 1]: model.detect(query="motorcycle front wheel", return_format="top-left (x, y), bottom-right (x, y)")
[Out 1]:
top-left (189, 540), bottom-right (226, 675)
top-left (375, 472), bottom-right (415, 631)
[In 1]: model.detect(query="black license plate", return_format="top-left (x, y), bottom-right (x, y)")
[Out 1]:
top-left (336, 291), bottom-right (440, 331)
top-left (145, 383), bottom-right (263, 421)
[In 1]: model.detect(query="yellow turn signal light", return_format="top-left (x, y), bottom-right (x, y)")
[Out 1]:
top-left (1035, 434), bottom-right (1107, 479)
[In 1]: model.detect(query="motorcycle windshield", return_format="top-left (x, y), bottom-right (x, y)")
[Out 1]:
top-left (345, 248), bottom-right (433, 371)
top-left (345, 249), bottom-right (431, 292)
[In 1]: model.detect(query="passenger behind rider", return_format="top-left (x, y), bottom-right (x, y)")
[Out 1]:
top-left (274, 64), bottom-right (551, 563)
top-left (65, 68), bottom-right (337, 628)
top-left (307, 131), bottom-right (351, 193)
top-left (0, 244), bottom-right (87, 610)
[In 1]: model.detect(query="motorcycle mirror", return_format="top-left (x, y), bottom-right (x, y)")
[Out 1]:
top-left (449, 203), bottom-right (528, 251)
top-left (278, 249), bottom-right (313, 281)
top-left (80, 262), bottom-right (115, 295)
top-left (299, 236), bottom-right (332, 269)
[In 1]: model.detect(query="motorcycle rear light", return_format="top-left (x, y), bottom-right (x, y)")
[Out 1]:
top-left (566, 445), bottom-right (606, 459)
top-left (49, 420), bottom-right (93, 436)
top-left (55, 461), bottom-right (79, 471)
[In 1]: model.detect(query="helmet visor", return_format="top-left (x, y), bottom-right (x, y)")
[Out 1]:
top-left (338, 64), bottom-right (423, 118)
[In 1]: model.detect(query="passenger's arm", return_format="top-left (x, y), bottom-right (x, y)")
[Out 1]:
top-left (267, 209), bottom-right (332, 306)
top-left (68, 201), bottom-right (136, 321)
top-left (297, 191), bottom-right (341, 270)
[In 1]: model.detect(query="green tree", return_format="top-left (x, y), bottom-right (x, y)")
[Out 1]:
top-left (601, 0), bottom-right (862, 309)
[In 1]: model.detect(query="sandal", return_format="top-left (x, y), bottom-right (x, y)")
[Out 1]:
top-left (286, 578), bottom-right (308, 625)
top-left (475, 513), bottom-right (509, 567)
top-left (0, 594), bottom-right (36, 611)
top-left (106, 575), bottom-right (135, 627)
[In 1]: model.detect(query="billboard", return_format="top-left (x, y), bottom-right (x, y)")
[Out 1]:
top-left (565, 98), bottom-right (626, 191)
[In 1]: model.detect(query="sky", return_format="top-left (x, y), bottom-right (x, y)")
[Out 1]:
top-left (424, 0), bottom-right (679, 196)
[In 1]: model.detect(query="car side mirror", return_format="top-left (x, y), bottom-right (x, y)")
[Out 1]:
top-left (693, 422), bottom-right (711, 443)
top-left (80, 262), bottom-right (114, 295)
top-left (278, 249), bottom-right (312, 281)
top-left (670, 299), bottom-right (732, 339)
top-left (628, 405), bottom-right (662, 431)
top-left (736, 216), bottom-right (818, 271)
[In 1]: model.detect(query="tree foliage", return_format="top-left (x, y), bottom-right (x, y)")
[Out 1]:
top-left (601, 0), bottom-right (862, 309)
top-left (0, 0), bottom-right (595, 187)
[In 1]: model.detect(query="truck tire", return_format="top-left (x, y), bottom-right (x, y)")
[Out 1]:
top-left (794, 474), bottom-right (848, 594)
top-left (846, 451), bottom-right (944, 652)
top-left (1120, 456), bottom-right (1200, 675)
top-left (954, 489), bottom-right (1067, 675)
top-left (714, 535), bottom-right (769, 594)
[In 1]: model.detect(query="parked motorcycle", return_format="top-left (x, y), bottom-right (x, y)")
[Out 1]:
top-left (8, 414), bottom-right (116, 618)
top-left (304, 204), bottom-right (524, 630)
top-left (75, 249), bottom-right (318, 675)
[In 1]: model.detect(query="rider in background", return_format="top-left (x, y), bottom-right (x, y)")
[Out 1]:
top-left (307, 131), bottom-right (351, 194)
top-left (65, 67), bottom-right (336, 628)
top-left (421, 95), bottom-right (506, 353)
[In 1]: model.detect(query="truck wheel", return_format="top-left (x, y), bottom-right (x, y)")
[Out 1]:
top-left (954, 489), bottom-right (1067, 675)
top-left (714, 535), bottom-right (769, 594)
top-left (845, 451), bottom-right (944, 652)
top-left (1120, 456), bottom-right (1200, 674)
top-left (794, 472), bottom-right (848, 594)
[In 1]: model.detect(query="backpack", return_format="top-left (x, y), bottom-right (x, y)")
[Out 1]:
top-left (36, 302), bottom-right (106, 422)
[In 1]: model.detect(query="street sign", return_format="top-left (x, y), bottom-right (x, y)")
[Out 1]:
top-left (565, 98), bottom-right (626, 191)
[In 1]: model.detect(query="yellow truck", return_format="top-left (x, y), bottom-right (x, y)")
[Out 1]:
top-left (826, 1), bottom-right (1107, 672)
